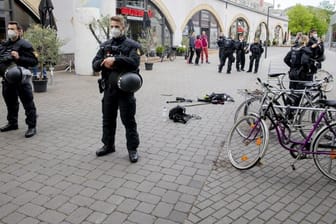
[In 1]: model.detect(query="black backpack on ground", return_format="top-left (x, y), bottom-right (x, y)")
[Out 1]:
top-left (168, 105), bottom-right (192, 124)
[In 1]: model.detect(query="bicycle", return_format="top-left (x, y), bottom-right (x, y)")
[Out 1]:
top-left (226, 83), bottom-right (336, 181)
top-left (234, 74), bottom-right (331, 136)
top-left (160, 46), bottom-right (176, 62)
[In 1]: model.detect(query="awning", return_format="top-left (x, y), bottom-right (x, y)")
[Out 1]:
top-left (18, 0), bottom-right (40, 19)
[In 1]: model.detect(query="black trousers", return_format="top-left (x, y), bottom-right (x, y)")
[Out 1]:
top-left (236, 50), bottom-right (245, 70)
top-left (195, 48), bottom-right (201, 64)
top-left (102, 87), bottom-right (139, 151)
top-left (248, 55), bottom-right (261, 72)
top-left (219, 52), bottom-right (234, 72)
top-left (188, 47), bottom-right (194, 63)
top-left (2, 78), bottom-right (36, 128)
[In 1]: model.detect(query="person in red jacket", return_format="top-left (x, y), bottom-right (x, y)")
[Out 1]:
top-left (200, 31), bottom-right (210, 64)
top-left (194, 35), bottom-right (202, 65)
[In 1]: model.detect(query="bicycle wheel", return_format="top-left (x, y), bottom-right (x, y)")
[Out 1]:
top-left (315, 70), bottom-right (334, 92)
top-left (226, 115), bottom-right (269, 170)
top-left (297, 102), bottom-right (336, 139)
top-left (296, 102), bottom-right (318, 139)
top-left (169, 52), bottom-right (176, 61)
top-left (311, 122), bottom-right (336, 181)
top-left (233, 97), bottom-right (262, 123)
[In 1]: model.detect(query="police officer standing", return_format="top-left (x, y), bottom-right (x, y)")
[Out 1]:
top-left (218, 35), bottom-right (235, 74)
top-left (235, 34), bottom-right (248, 72)
top-left (307, 29), bottom-right (324, 74)
top-left (247, 38), bottom-right (264, 74)
top-left (284, 35), bottom-right (312, 90)
top-left (92, 15), bottom-right (141, 163)
top-left (0, 21), bottom-right (38, 138)
top-left (217, 32), bottom-right (225, 62)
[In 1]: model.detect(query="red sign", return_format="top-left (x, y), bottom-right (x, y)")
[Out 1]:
top-left (237, 26), bottom-right (244, 33)
top-left (119, 7), bottom-right (153, 18)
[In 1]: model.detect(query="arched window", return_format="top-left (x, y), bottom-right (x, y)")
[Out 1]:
top-left (183, 10), bottom-right (220, 48)
top-left (229, 18), bottom-right (249, 40)
top-left (255, 22), bottom-right (267, 43)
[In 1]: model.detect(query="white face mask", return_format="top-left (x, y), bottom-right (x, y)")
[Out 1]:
top-left (7, 30), bottom-right (17, 40)
top-left (313, 34), bottom-right (318, 39)
top-left (111, 28), bottom-right (122, 38)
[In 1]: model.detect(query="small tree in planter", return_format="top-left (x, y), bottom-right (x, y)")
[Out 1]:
top-left (24, 24), bottom-right (63, 92)
top-left (138, 28), bottom-right (156, 70)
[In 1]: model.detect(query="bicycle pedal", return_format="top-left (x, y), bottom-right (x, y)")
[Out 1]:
top-left (256, 160), bottom-right (263, 166)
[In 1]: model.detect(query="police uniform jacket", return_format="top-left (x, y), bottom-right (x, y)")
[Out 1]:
top-left (92, 35), bottom-right (141, 88)
top-left (0, 38), bottom-right (38, 76)
top-left (284, 46), bottom-right (312, 80)
top-left (249, 43), bottom-right (264, 57)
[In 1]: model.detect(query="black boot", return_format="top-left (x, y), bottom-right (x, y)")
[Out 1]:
top-left (96, 145), bottom-right (115, 157)
top-left (128, 150), bottom-right (139, 163)
top-left (25, 127), bottom-right (36, 138)
top-left (0, 123), bottom-right (18, 132)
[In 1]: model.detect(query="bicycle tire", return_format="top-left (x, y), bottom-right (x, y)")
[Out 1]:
top-left (234, 97), bottom-right (259, 122)
top-left (297, 102), bottom-right (336, 139)
top-left (311, 122), bottom-right (336, 181)
top-left (169, 52), bottom-right (176, 61)
top-left (296, 102), bottom-right (319, 139)
top-left (226, 115), bottom-right (269, 170)
top-left (315, 70), bottom-right (334, 92)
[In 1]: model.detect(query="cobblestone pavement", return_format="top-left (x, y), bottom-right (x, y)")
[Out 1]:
top-left (0, 47), bottom-right (335, 224)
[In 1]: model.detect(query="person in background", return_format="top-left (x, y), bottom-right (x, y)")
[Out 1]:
top-left (218, 35), bottom-right (235, 74)
top-left (200, 31), bottom-right (210, 64)
top-left (188, 32), bottom-right (195, 64)
top-left (235, 34), bottom-right (248, 72)
top-left (217, 32), bottom-right (225, 62)
top-left (284, 35), bottom-right (312, 90)
top-left (247, 38), bottom-right (264, 74)
top-left (194, 35), bottom-right (202, 65)
top-left (307, 29), bottom-right (324, 74)
top-left (293, 32), bottom-right (302, 48)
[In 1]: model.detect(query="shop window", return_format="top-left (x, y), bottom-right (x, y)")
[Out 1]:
top-left (229, 18), bottom-right (249, 40)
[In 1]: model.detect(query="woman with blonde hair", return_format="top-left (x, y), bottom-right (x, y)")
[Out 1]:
top-left (284, 34), bottom-right (312, 90)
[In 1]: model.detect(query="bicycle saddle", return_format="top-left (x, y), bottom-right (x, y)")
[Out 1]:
top-left (268, 73), bottom-right (286, 78)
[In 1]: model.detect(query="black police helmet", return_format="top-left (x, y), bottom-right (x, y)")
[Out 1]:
top-left (118, 72), bottom-right (143, 92)
top-left (5, 66), bottom-right (22, 84)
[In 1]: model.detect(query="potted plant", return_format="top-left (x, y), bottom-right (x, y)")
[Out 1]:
top-left (138, 28), bottom-right (156, 71)
top-left (24, 24), bottom-right (63, 92)
top-left (155, 45), bottom-right (164, 57)
top-left (176, 45), bottom-right (187, 56)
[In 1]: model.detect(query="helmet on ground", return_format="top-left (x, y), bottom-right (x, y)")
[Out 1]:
top-left (118, 72), bottom-right (143, 92)
top-left (5, 65), bottom-right (22, 84)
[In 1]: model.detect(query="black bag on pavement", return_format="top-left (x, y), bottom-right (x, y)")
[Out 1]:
top-left (168, 105), bottom-right (192, 124)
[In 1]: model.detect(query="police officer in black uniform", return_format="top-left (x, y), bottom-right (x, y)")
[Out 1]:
top-left (235, 34), bottom-right (248, 72)
top-left (0, 21), bottom-right (38, 138)
top-left (306, 29), bottom-right (324, 74)
top-left (92, 15), bottom-right (141, 163)
top-left (217, 32), bottom-right (225, 62)
top-left (218, 35), bottom-right (235, 74)
top-left (284, 35), bottom-right (312, 90)
top-left (247, 38), bottom-right (264, 74)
